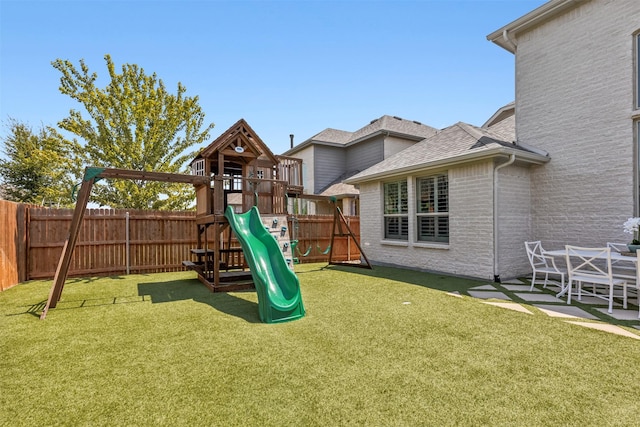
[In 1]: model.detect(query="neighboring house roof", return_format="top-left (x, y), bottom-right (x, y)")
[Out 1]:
top-left (317, 170), bottom-right (362, 197)
top-left (345, 121), bottom-right (549, 184)
top-left (319, 182), bottom-right (360, 198)
top-left (487, 0), bottom-right (581, 53)
top-left (282, 115), bottom-right (437, 156)
top-left (482, 102), bottom-right (515, 129)
top-left (482, 102), bottom-right (516, 142)
top-left (308, 128), bottom-right (353, 145)
top-left (349, 115), bottom-right (438, 145)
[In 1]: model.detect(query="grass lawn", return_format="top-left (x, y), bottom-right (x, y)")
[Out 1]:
top-left (1, 263), bottom-right (639, 426)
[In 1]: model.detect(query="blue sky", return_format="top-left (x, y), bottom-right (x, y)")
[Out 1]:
top-left (1, 0), bottom-right (545, 156)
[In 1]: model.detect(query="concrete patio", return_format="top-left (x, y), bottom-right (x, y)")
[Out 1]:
top-left (460, 278), bottom-right (640, 340)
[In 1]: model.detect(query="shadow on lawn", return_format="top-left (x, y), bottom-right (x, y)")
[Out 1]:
top-left (323, 264), bottom-right (640, 329)
top-left (323, 264), bottom-right (484, 294)
top-left (138, 279), bottom-right (260, 323)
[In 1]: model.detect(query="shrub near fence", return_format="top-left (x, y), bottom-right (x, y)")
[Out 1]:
top-left (0, 201), bottom-right (361, 288)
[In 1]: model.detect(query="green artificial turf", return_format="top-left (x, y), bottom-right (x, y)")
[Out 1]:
top-left (1, 264), bottom-right (639, 426)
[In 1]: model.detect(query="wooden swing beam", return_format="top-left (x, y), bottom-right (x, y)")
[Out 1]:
top-left (40, 167), bottom-right (210, 319)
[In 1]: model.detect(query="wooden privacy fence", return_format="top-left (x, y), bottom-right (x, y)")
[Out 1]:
top-left (0, 201), bottom-right (361, 288)
top-left (0, 201), bottom-right (28, 290)
top-left (289, 215), bottom-right (362, 264)
top-left (27, 208), bottom-right (198, 280)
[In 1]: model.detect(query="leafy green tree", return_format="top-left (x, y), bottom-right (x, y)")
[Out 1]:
top-left (0, 119), bottom-right (81, 206)
top-left (52, 54), bottom-right (214, 210)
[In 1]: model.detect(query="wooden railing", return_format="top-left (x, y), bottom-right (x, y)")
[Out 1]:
top-left (277, 155), bottom-right (303, 191)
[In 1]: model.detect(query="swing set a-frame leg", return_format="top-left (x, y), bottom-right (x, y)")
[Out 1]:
top-left (40, 178), bottom-right (95, 319)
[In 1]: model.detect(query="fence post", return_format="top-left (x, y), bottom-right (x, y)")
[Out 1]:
top-left (126, 211), bottom-right (130, 275)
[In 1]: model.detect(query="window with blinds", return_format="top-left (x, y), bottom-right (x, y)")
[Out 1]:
top-left (383, 180), bottom-right (408, 240)
top-left (416, 174), bottom-right (449, 243)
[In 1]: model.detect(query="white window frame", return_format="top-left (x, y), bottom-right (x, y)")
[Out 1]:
top-left (415, 174), bottom-right (449, 243)
top-left (383, 180), bottom-right (408, 240)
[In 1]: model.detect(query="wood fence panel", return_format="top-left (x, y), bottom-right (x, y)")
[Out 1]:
top-left (290, 215), bottom-right (361, 264)
top-left (27, 208), bottom-right (199, 280)
top-left (2, 203), bottom-right (362, 286)
top-left (0, 200), bottom-right (28, 290)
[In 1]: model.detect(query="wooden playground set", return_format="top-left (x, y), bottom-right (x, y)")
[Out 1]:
top-left (41, 119), bottom-right (370, 319)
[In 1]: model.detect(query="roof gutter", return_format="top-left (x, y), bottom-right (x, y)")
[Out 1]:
top-left (345, 147), bottom-right (549, 185)
top-left (493, 154), bottom-right (516, 283)
top-left (502, 29), bottom-right (517, 52)
top-left (487, 0), bottom-right (582, 53)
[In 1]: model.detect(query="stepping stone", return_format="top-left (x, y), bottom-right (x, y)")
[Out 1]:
top-left (502, 284), bottom-right (541, 292)
top-left (468, 291), bottom-right (511, 300)
top-left (501, 279), bottom-right (524, 284)
top-left (483, 302), bottom-right (532, 314)
top-left (515, 293), bottom-right (564, 303)
top-left (534, 304), bottom-right (597, 319)
top-left (565, 321), bottom-right (640, 340)
top-left (594, 308), bottom-right (640, 321)
top-left (469, 284), bottom-right (497, 291)
top-left (571, 296), bottom-right (621, 307)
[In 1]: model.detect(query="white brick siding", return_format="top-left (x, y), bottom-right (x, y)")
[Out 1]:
top-left (359, 161), bottom-right (498, 280)
top-left (496, 164), bottom-right (533, 278)
top-left (516, 0), bottom-right (639, 249)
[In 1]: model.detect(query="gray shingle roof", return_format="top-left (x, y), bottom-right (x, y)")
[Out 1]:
top-left (485, 113), bottom-right (515, 142)
top-left (345, 121), bottom-right (548, 183)
top-left (319, 182), bottom-right (359, 198)
top-left (350, 115), bottom-right (438, 142)
top-left (308, 128), bottom-right (353, 145)
top-left (282, 115), bottom-right (438, 156)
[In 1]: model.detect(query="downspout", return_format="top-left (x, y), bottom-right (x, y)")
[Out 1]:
top-left (493, 154), bottom-right (516, 282)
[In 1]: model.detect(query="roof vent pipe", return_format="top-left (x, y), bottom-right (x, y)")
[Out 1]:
top-left (289, 134), bottom-right (294, 149)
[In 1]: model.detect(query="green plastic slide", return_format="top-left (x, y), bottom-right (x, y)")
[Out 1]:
top-left (224, 206), bottom-right (305, 323)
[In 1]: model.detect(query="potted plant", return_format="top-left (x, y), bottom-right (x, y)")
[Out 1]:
top-left (622, 217), bottom-right (640, 253)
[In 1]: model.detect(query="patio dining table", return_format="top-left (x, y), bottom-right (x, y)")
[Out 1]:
top-left (542, 248), bottom-right (639, 299)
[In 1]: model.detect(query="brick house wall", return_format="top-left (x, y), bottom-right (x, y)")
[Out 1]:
top-left (515, 0), bottom-right (639, 249)
top-left (496, 163), bottom-right (533, 278)
top-left (358, 161), bottom-right (498, 280)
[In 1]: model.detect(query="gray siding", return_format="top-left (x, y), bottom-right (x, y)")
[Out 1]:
top-left (346, 137), bottom-right (384, 174)
top-left (314, 145), bottom-right (346, 193)
top-left (384, 136), bottom-right (417, 159)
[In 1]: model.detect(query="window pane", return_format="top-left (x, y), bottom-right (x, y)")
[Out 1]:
top-left (399, 181), bottom-right (408, 213)
top-left (437, 175), bottom-right (448, 212)
top-left (418, 216), bottom-right (449, 242)
top-left (385, 217), bottom-right (408, 240)
top-left (438, 217), bottom-right (449, 239)
top-left (384, 183), bottom-right (398, 214)
top-left (384, 181), bottom-right (407, 214)
top-left (416, 174), bottom-right (449, 243)
top-left (418, 216), bottom-right (435, 239)
top-left (417, 177), bottom-right (434, 213)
